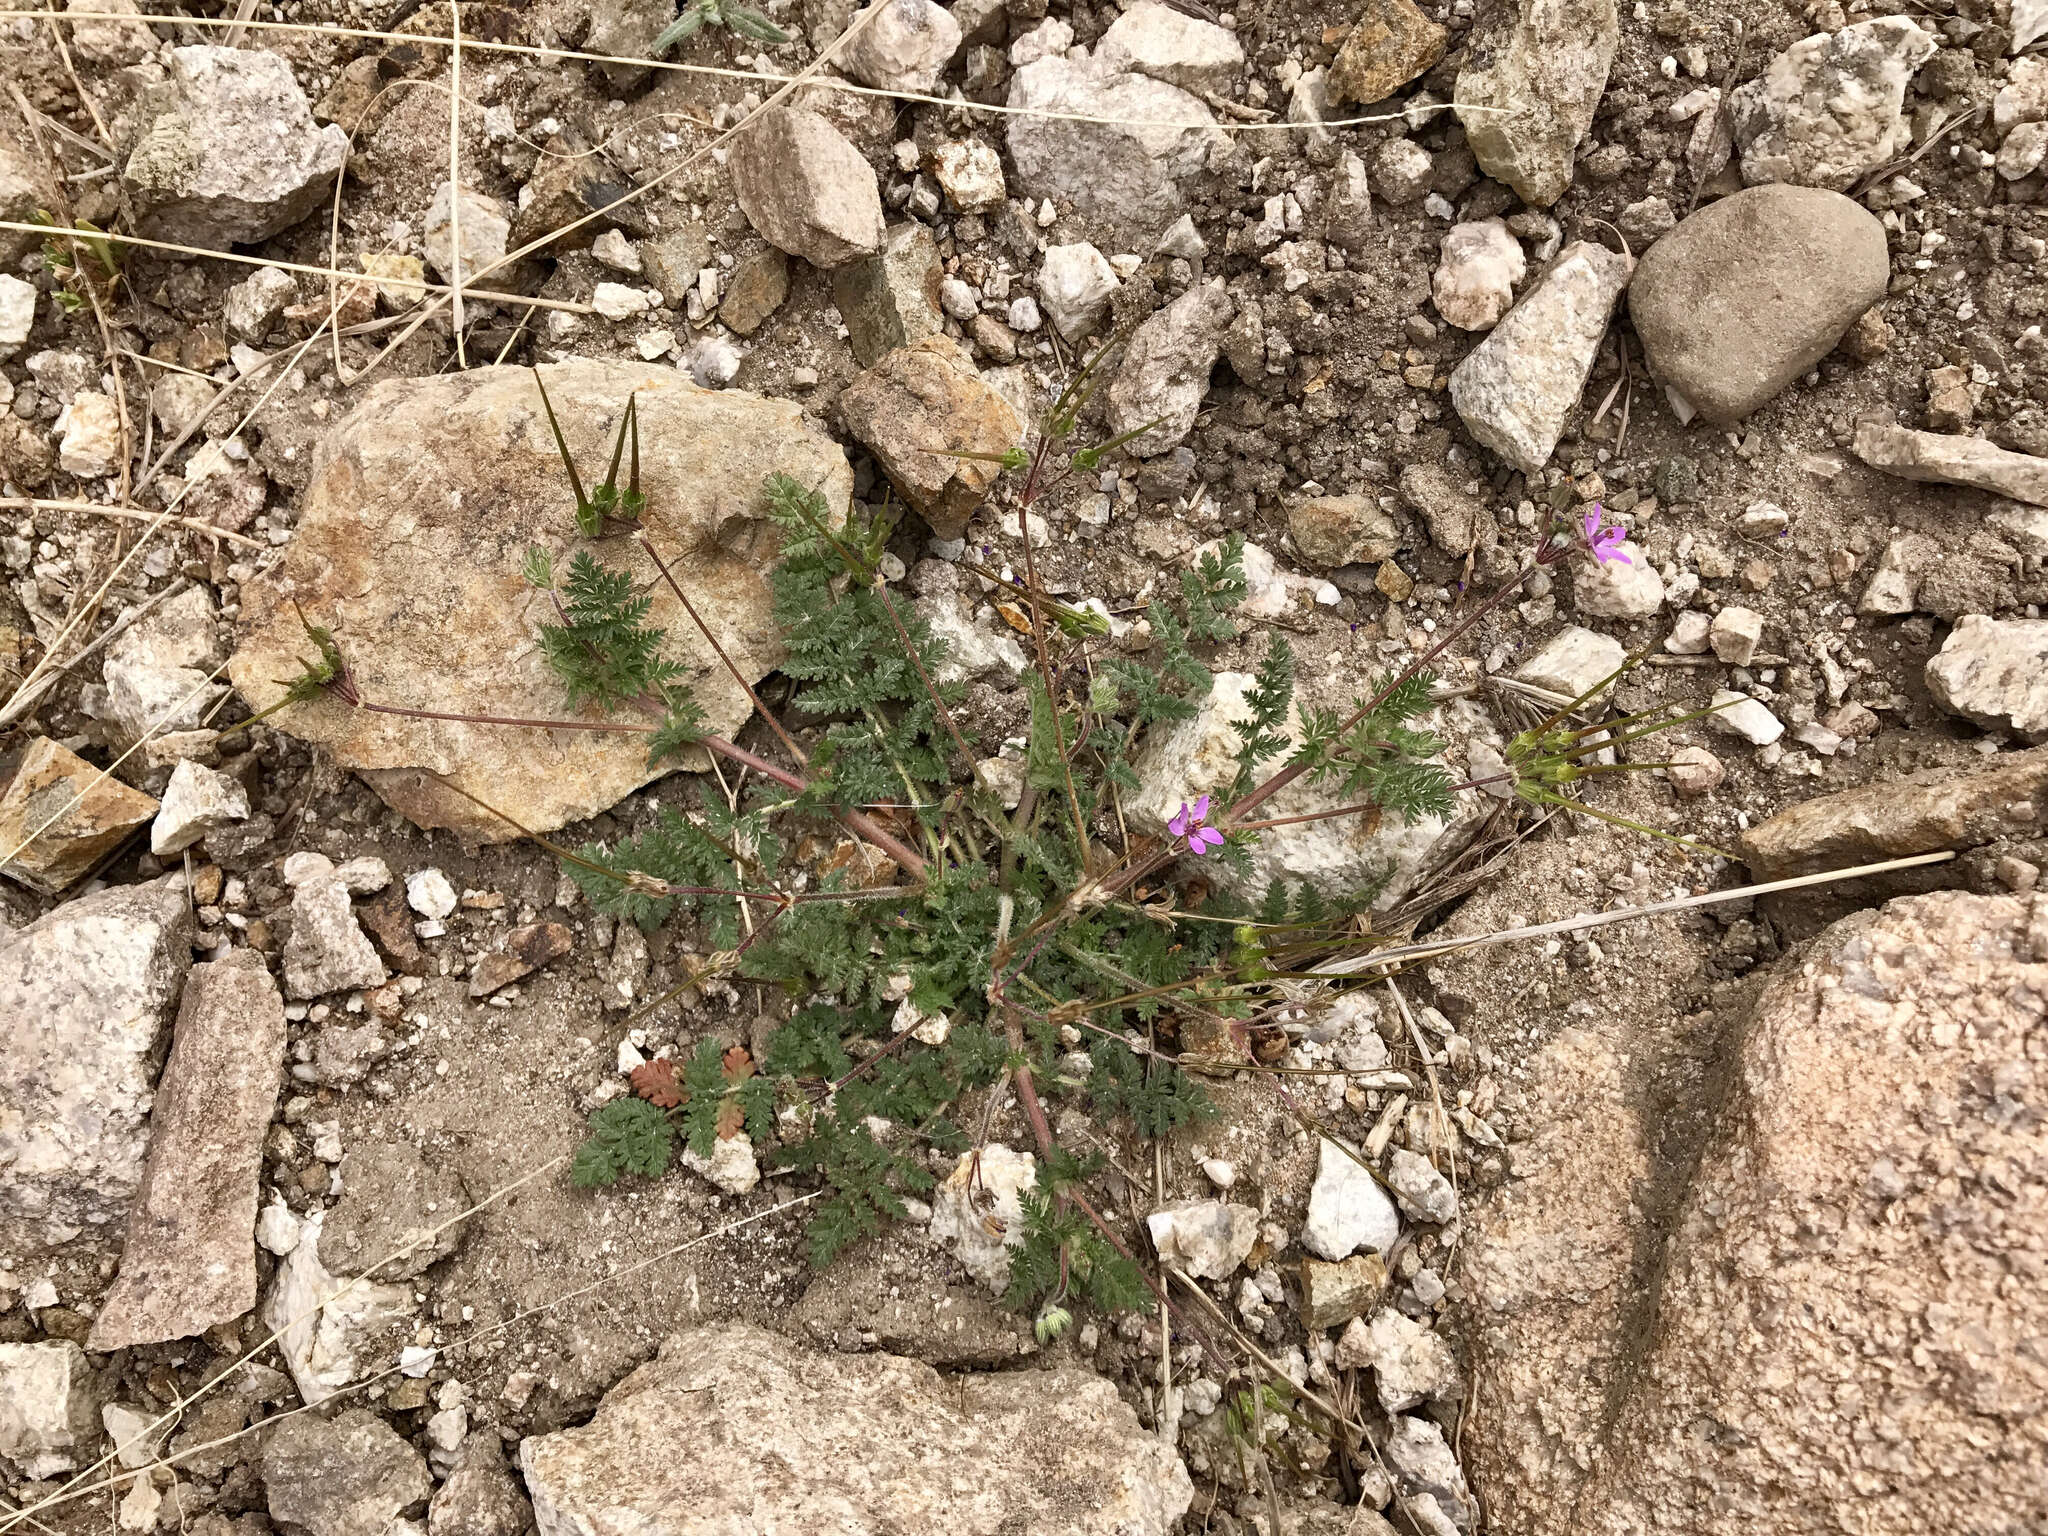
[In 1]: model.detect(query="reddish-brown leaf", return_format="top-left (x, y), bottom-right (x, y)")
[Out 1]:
top-left (631, 1057), bottom-right (683, 1108)
top-left (720, 1045), bottom-right (755, 1083)
top-left (715, 1095), bottom-right (745, 1141)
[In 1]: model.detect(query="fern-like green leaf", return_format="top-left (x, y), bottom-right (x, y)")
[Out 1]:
top-left (568, 805), bottom-right (746, 939)
top-left (572, 1097), bottom-right (675, 1187)
top-left (539, 552), bottom-right (687, 714)
top-left (1084, 1038), bottom-right (1215, 1139)
top-left (1230, 631), bottom-right (1294, 798)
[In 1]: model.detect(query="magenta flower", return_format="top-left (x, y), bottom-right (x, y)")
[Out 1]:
top-left (1168, 794), bottom-right (1225, 856)
top-left (1582, 506), bottom-right (1631, 566)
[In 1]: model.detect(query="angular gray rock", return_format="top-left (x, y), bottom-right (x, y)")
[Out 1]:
top-left (0, 1342), bottom-right (99, 1479)
top-left (1387, 1148), bottom-right (1458, 1224)
top-left (283, 860), bottom-right (387, 1000)
top-left (1856, 533), bottom-right (1934, 617)
top-left (319, 1138), bottom-right (469, 1281)
top-left (1454, 0), bottom-right (1619, 206)
top-left (584, 0), bottom-right (669, 85)
top-left (263, 1408), bottom-right (432, 1536)
top-left (1130, 666), bottom-right (1489, 910)
top-left (264, 1210), bottom-right (415, 1406)
top-left (1448, 242), bottom-right (1632, 474)
top-left (1303, 1137), bottom-right (1401, 1261)
top-left (0, 127), bottom-right (59, 268)
top-left (222, 264), bottom-right (296, 341)
top-left (1323, 149), bottom-right (1375, 252)
top-left (1353, 1308), bottom-right (1461, 1412)
top-left (89, 950), bottom-right (284, 1350)
top-left (150, 756), bottom-right (250, 855)
top-left (1730, 17), bottom-right (1938, 190)
top-left (1104, 279), bottom-right (1234, 456)
top-left (833, 220), bottom-right (943, 365)
top-left (1386, 1415), bottom-right (1477, 1530)
top-left (1852, 421), bottom-right (2048, 509)
top-left (1571, 540), bottom-right (1664, 620)
top-left (1514, 626), bottom-right (1625, 700)
top-left (1096, 1), bottom-right (1246, 93)
top-left (429, 1435), bottom-right (534, 1536)
top-left (228, 362), bottom-right (852, 841)
top-left (1628, 186), bottom-right (1888, 425)
top-left (0, 875), bottom-right (190, 1256)
top-left (121, 46), bottom-right (349, 247)
top-left (1926, 616), bottom-right (2048, 740)
top-left (1147, 1199), bottom-right (1259, 1281)
top-left (1737, 744), bottom-right (2048, 878)
top-left (1375, 137), bottom-right (1435, 204)
top-left (519, 1323), bottom-right (1194, 1535)
top-left (424, 181), bottom-right (512, 287)
top-left (1038, 243), bottom-right (1121, 342)
top-left (727, 107), bottom-right (884, 270)
top-left (1006, 57), bottom-right (1224, 243)
top-left (840, 0), bottom-right (962, 94)
top-left (68, 0), bottom-right (156, 65)
top-left (1707, 688), bottom-right (1785, 746)
top-left (0, 271), bottom-right (34, 357)
top-left (102, 583), bottom-right (229, 746)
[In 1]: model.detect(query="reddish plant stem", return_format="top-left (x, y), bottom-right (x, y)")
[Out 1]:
top-left (358, 698), bottom-right (655, 733)
top-left (638, 533), bottom-right (811, 768)
top-left (827, 1023), bottom-right (921, 1093)
top-left (1015, 433), bottom-right (1091, 852)
top-left (699, 733), bottom-right (928, 878)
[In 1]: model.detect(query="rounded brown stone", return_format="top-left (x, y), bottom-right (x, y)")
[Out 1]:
top-left (1628, 185), bottom-right (1887, 425)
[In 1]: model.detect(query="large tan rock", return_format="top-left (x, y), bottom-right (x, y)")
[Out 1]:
top-left (1596, 889), bottom-right (2048, 1530)
top-left (837, 334), bottom-right (1021, 539)
top-left (1739, 744), bottom-right (2048, 878)
top-left (727, 107), bottom-right (884, 270)
top-left (519, 1322), bottom-right (1193, 1534)
top-left (91, 950), bottom-right (284, 1350)
top-left (1465, 890), bottom-right (2048, 1535)
top-left (0, 736), bottom-right (157, 895)
top-left (229, 362), bottom-right (851, 841)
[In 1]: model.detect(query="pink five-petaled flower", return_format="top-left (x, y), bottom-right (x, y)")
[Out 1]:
top-left (1168, 793), bottom-right (1225, 856)
top-left (1582, 506), bottom-right (1631, 567)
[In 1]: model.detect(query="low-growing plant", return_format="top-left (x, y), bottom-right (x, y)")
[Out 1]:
top-left (652, 0), bottom-right (790, 54)
top-left (33, 209), bottom-right (124, 314)
top-left (266, 361), bottom-right (1709, 1338)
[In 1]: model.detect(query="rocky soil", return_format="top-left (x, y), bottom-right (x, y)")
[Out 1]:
top-left (1, 0), bottom-right (2045, 1533)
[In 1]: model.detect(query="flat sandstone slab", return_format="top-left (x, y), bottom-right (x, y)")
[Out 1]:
top-left (520, 1322), bottom-right (1193, 1535)
top-left (92, 950), bottom-right (286, 1350)
top-left (1738, 744), bottom-right (2048, 878)
top-left (229, 362), bottom-right (852, 841)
